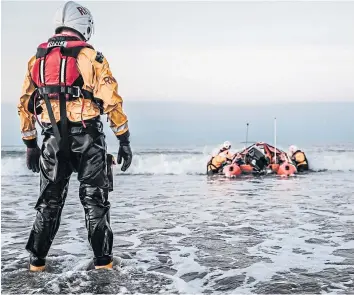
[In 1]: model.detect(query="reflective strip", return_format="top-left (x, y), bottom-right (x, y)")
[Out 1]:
top-left (39, 59), bottom-right (45, 84)
top-left (111, 122), bottom-right (128, 133)
top-left (60, 58), bottom-right (66, 83)
top-left (22, 129), bottom-right (37, 137)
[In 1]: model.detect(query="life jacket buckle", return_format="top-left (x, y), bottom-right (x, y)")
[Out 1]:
top-left (73, 86), bottom-right (81, 98)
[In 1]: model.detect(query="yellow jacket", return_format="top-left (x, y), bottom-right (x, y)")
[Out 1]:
top-left (219, 150), bottom-right (234, 161)
top-left (207, 153), bottom-right (228, 172)
top-left (292, 151), bottom-right (307, 166)
top-left (18, 47), bottom-right (129, 141)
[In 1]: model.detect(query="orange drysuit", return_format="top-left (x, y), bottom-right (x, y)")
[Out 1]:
top-left (18, 47), bottom-right (129, 140)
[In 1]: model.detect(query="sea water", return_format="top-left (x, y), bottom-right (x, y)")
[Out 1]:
top-left (1, 143), bottom-right (354, 294)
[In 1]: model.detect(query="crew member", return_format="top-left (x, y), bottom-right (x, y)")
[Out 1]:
top-left (218, 141), bottom-right (234, 161)
top-left (207, 141), bottom-right (234, 174)
top-left (288, 145), bottom-right (309, 172)
top-left (18, 1), bottom-right (133, 271)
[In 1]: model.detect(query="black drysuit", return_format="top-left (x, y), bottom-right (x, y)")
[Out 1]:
top-left (26, 119), bottom-right (113, 267)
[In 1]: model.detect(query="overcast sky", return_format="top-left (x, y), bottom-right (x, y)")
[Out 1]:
top-left (2, 1), bottom-right (354, 104)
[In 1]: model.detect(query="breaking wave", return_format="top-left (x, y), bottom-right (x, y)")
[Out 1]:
top-left (2, 145), bottom-right (354, 176)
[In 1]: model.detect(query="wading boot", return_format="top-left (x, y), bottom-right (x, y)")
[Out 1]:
top-left (95, 262), bottom-right (113, 270)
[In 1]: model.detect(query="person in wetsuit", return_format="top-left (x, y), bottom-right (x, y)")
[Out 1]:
top-left (207, 141), bottom-right (234, 175)
top-left (18, 1), bottom-right (133, 271)
top-left (288, 145), bottom-right (309, 172)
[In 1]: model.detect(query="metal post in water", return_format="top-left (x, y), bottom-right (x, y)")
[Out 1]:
top-left (245, 123), bottom-right (249, 149)
top-left (274, 117), bottom-right (277, 164)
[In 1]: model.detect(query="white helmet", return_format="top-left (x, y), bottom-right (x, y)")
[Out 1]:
top-left (288, 145), bottom-right (298, 155)
top-left (223, 141), bottom-right (231, 149)
top-left (54, 1), bottom-right (94, 41)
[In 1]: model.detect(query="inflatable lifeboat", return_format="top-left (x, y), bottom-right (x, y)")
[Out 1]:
top-left (221, 142), bottom-right (297, 177)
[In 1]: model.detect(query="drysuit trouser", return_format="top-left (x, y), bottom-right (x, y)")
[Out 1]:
top-left (26, 119), bottom-right (113, 267)
top-left (297, 163), bottom-right (309, 172)
top-left (207, 164), bottom-right (221, 176)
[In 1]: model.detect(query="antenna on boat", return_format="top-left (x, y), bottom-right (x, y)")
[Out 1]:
top-left (274, 117), bottom-right (277, 164)
top-left (245, 123), bottom-right (249, 149)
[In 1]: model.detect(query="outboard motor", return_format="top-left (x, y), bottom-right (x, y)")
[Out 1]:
top-left (245, 146), bottom-right (268, 172)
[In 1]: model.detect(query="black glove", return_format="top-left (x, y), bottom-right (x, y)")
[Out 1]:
top-left (117, 145), bottom-right (132, 172)
top-left (116, 130), bottom-right (132, 172)
top-left (26, 146), bottom-right (41, 173)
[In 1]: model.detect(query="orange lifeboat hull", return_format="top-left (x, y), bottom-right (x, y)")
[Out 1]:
top-left (240, 164), bottom-right (254, 173)
top-left (223, 164), bottom-right (242, 177)
top-left (277, 163), bottom-right (297, 177)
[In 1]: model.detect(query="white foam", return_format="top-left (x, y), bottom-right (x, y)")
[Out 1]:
top-left (169, 245), bottom-right (207, 294)
top-left (52, 241), bottom-right (89, 255)
top-left (308, 152), bottom-right (354, 172)
top-left (119, 153), bottom-right (208, 175)
top-left (2, 145), bottom-right (354, 177)
top-left (1, 157), bottom-right (30, 176)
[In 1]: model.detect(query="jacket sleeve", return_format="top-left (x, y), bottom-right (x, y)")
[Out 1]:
top-left (18, 55), bottom-right (38, 146)
top-left (226, 151), bottom-right (234, 160)
top-left (77, 48), bottom-right (129, 138)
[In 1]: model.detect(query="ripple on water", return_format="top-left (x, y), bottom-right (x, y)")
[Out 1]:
top-left (2, 170), bottom-right (354, 294)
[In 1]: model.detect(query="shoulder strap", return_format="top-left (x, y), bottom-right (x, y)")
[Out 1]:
top-left (42, 94), bottom-right (61, 144)
top-left (36, 35), bottom-right (94, 59)
top-left (36, 43), bottom-right (49, 58)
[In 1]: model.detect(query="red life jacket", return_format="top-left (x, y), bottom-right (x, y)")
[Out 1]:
top-left (30, 34), bottom-right (97, 156)
top-left (31, 34), bottom-right (94, 100)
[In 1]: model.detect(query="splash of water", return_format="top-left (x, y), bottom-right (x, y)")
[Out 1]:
top-left (2, 145), bottom-right (354, 176)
